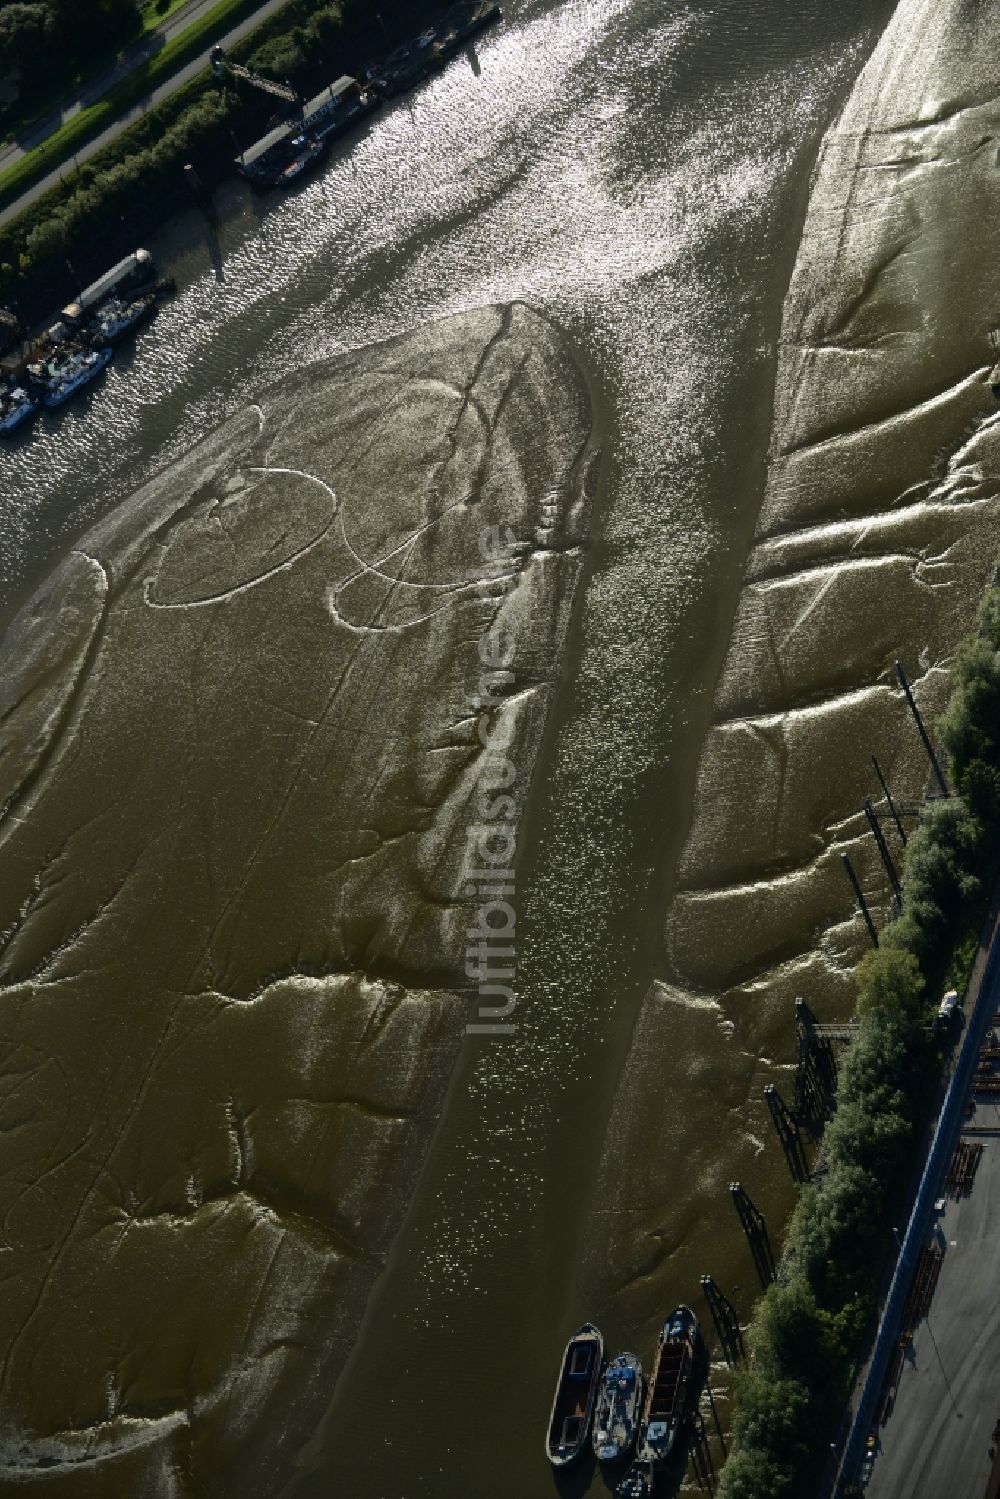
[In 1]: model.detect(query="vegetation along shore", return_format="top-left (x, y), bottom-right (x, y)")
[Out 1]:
top-left (718, 580), bottom-right (1000, 1498)
top-left (0, 0), bottom-right (447, 328)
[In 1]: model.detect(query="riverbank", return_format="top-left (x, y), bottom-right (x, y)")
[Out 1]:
top-left (0, 0), bottom-right (454, 328)
top-left (718, 583), bottom-right (1000, 1497)
top-left (0, 5), bottom-right (913, 1494)
top-left (705, 0), bottom-right (1000, 1488)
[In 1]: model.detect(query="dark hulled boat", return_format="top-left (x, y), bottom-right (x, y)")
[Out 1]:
top-left (90, 292), bottom-right (157, 348)
top-left (546, 1322), bottom-right (603, 1467)
top-left (617, 1307), bottom-right (699, 1497)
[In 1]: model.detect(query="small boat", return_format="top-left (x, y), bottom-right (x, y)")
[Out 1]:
top-left (91, 293), bottom-right (157, 347)
top-left (593, 1352), bottom-right (644, 1464)
top-left (617, 1461), bottom-right (654, 1499)
top-left (618, 1307), bottom-right (699, 1496)
top-left (546, 1322), bottom-right (603, 1467)
top-left (38, 346), bottom-right (113, 409)
top-left (279, 135), bottom-right (326, 183)
top-left (0, 382), bottom-right (37, 435)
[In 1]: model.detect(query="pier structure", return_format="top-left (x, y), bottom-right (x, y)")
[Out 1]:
top-left (729, 1182), bottom-right (776, 1289)
top-left (864, 796), bottom-right (902, 903)
top-left (704, 1378), bottom-right (727, 1455)
top-left (841, 851), bottom-right (879, 948)
top-left (688, 1407), bottom-right (717, 1493)
top-left (794, 998), bottom-right (842, 1136)
top-left (895, 660), bottom-right (950, 798)
top-left (871, 755), bottom-right (908, 846)
top-left (764, 1083), bottom-right (809, 1184)
top-left (699, 1275), bottom-right (745, 1367)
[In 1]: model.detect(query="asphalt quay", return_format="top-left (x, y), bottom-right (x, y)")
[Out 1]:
top-left (866, 1088), bottom-right (1000, 1498)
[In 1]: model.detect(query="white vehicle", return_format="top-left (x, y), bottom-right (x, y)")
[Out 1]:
top-left (938, 989), bottom-right (959, 1019)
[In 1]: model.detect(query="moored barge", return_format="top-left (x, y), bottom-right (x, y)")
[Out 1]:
top-left (617, 1307), bottom-right (699, 1498)
top-left (546, 1322), bottom-right (603, 1467)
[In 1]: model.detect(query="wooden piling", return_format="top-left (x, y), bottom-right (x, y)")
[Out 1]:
top-left (894, 661), bottom-right (949, 797)
top-left (872, 755), bottom-right (907, 846)
top-left (842, 853), bottom-right (879, 947)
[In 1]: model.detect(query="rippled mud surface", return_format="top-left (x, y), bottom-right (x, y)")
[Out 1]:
top-left (585, 0), bottom-right (1000, 1397)
top-left (0, 1), bottom-right (904, 1492)
top-left (0, 306), bottom-right (597, 1493)
top-left (5, 0), bottom-right (981, 1494)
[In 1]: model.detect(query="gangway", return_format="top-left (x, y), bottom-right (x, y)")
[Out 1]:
top-left (211, 46), bottom-right (301, 105)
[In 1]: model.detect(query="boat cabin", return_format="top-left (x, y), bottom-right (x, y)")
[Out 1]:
top-left (301, 76), bottom-right (368, 140)
top-left (61, 250), bottom-right (154, 324)
top-left (236, 121), bottom-right (298, 181)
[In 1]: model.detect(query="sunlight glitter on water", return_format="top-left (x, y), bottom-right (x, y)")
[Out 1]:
top-left (1, 5), bottom-right (905, 1495)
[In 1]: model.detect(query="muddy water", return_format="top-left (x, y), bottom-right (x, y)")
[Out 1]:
top-left (0, 1), bottom-right (906, 1494)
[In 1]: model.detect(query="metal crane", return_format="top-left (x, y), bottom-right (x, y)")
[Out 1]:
top-left (210, 46), bottom-right (301, 105)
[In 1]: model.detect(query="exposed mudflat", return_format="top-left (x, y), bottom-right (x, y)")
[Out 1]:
top-left (0, 303), bottom-right (598, 1492)
top-left (7, 2), bottom-right (981, 1494)
top-left (583, 0), bottom-right (1000, 1344)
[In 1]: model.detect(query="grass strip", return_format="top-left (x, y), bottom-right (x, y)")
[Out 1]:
top-left (0, 0), bottom-right (273, 210)
top-left (0, 0), bottom-right (201, 150)
top-left (140, 0), bottom-right (201, 36)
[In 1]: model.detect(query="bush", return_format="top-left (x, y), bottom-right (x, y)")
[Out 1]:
top-left (725, 1373), bottom-right (817, 1498)
top-left (0, 304), bottom-right (19, 353)
top-left (940, 589), bottom-right (1000, 831)
top-left (0, 0), bottom-right (140, 98)
top-left (882, 800), bottom-right (985, 977)
top-left (24, 211), bottom-right (67, 263)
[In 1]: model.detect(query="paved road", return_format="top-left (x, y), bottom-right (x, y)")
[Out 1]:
top-left (821, 877), bottom-right (1000, 1499)
top-left (0, 0), bottom-right (220, 174)
top-left (865, 1101), bottom-right (1000, 1498)
top-left (0, 0), bottom-right (290, 229)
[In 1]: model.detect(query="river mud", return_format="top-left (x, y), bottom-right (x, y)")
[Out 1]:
top-left (583, 0), bottom-right (1000, 1389)
top-left (0, 303), bottom-right (598, 1493)
top-left (0, 2), bottom-right (937, 1495)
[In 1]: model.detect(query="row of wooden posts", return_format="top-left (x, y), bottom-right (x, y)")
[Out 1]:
top-left (698, 660), bottom-right (948, 1375)
top-left (842, 660), bottom-right (949, 947)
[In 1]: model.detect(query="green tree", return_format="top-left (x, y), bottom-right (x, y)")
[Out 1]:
top-left (0, 4), bottom-right (54, 84)
top-left (46, 0), bottom-right (141, 62)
